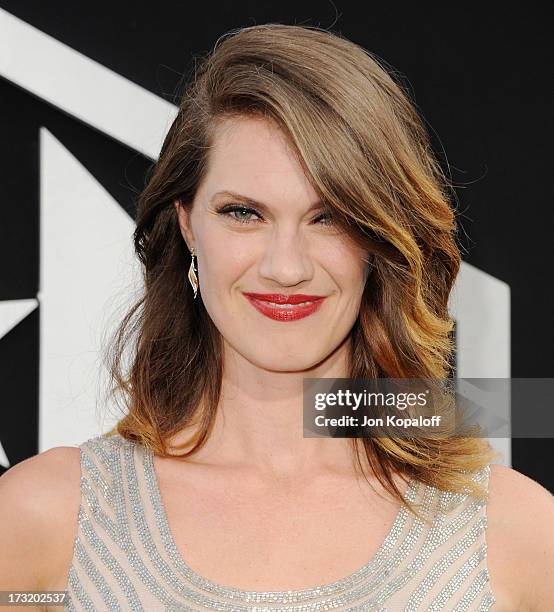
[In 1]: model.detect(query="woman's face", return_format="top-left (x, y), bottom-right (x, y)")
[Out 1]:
top-left (175, 115), bottom-right (370, 372)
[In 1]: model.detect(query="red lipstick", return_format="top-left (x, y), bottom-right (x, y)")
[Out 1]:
top-left (242, 292), bottom-right (326, 321)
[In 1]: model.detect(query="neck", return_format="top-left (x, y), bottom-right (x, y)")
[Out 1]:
top-left (168, 335), bottom-right (361, 481)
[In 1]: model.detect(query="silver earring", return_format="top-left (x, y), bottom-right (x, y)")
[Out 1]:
top-left (188, 247), bottom-right (198, 299)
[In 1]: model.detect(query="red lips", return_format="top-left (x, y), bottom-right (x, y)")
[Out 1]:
top-left (243, 292), bottom-right (326, 321)
top-left (242, 293), bottom-right (325, 304)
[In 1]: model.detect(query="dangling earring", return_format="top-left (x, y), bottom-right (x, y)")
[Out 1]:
top-left (188, 247), bottom-right (198, 299)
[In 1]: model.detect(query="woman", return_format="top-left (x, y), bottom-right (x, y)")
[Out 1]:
top-left (1, 23), bottom-right (553, 612)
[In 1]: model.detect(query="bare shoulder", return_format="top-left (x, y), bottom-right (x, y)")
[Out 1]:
top-left (487, 463), bottom-right (554, 611)
top-left (0, 446), bottom-right (81, 594)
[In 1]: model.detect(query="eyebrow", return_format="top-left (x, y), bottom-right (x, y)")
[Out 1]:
top-left (210, 190), bottom-right (325, 214)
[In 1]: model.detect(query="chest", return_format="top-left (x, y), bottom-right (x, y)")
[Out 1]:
top-left (156, 460), bottom-right (404, 591)
top-left (151, 459), bottom-right (523, 610)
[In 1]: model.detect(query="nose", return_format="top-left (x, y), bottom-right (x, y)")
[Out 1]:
top-left (257, 228), bottom-right (314, 287)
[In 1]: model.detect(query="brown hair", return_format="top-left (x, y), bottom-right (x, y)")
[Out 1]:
top-left (104, 23), bottom-right (500, 520)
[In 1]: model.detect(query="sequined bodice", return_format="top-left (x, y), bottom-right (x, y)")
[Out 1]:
top-left (65, 434), bottom-right (496, 611)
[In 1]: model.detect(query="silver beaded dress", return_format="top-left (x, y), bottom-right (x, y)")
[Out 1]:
top-left (64, 434), bottom-right (496, 611)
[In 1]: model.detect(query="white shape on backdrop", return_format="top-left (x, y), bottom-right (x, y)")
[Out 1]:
top-left (0, 8), bottom-right (177, 160)
top-left (449, 263), bottom-right (511, 465)
top-left (0, 298), bottom-right (38, 339)
top-left (0, 7), bottom-right (512, 465)
top-left (39, 128), bottom-right (142, 450)
top-left (0, 443), bottom-right (9, 469)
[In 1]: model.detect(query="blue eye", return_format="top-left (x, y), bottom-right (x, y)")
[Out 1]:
top-left (314, 212), bottom-right (333, 225)
top-left (216, 203), bottom-right (334, 226)
top-left (218, 205), bottom-right (262, 224)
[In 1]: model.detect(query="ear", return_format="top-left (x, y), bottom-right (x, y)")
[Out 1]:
top-left (174, 199), bottom-right (195, 251)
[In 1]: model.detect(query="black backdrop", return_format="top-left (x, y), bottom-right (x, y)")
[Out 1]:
top-left (0, 2), bottom-right (551, 491)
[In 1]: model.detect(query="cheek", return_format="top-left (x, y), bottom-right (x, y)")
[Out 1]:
top-left (197, 247), bottom-right (246, 322)
top-left (206, 223), bottom-right (252, 257)
top-left (197, 231), bottom-right (241, 288)
top-left (327, 243), bottom-right (368, 288)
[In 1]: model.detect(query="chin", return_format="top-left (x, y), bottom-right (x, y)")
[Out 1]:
top-left (249, 350), bottom-right (326, 373)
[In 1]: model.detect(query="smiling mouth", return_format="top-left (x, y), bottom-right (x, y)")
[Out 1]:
top-left (242, 293), bottom-right (326, 322)
top-left (261, 300), bottom-right (315, 307)
top-left (242, 292), bottom-right (326, 303)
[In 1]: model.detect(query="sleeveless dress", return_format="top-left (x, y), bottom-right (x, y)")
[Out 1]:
top-left (64, 434), bottom-right (497, 611)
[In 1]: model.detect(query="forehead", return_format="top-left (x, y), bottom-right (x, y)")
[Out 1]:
top-left (201, 115), bottom-right (318, 204)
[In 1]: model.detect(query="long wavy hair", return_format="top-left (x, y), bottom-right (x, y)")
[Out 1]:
top-left (104, 23), bottom-right (500, 520)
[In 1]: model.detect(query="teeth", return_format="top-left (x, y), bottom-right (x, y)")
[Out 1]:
top-left (264, 300), bottom-right (314, 308)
